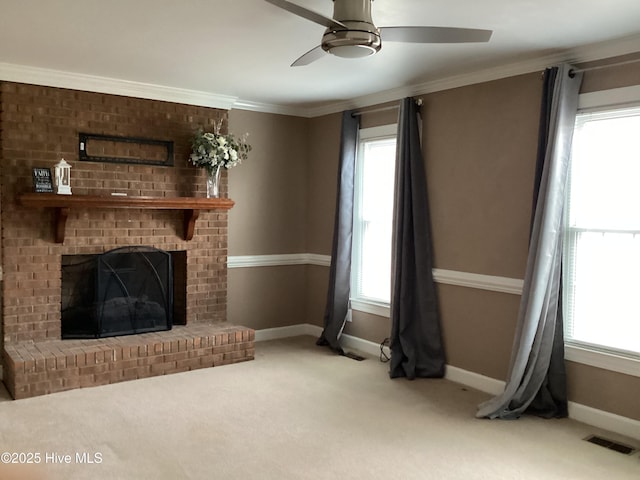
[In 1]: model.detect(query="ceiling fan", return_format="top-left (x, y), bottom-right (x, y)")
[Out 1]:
top-left (265, 0), bottom-right (492, 66)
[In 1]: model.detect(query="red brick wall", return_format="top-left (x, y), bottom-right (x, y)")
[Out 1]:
top-left (0, 82), bottom-right (230, 348)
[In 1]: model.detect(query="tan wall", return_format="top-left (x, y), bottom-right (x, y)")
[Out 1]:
top-left (228, 109), bottom-right (308, 256)
top-left (567, 362), bottom-right (640, 421)
top-left (227, 109), bottom-right (310, 330)
top-left (305, 265), bottom-right (329, 328)
top-left (302, 113), bottom-right (343, 329)
top-left (343, 311), bottom-right (390, 345)
top-left (423, 72), bottom-right (542, 381)
top-left (306, 113), bottom-right (341, 256)
top-left (225, 109), bottom-right (344, 332)
top-left (438, 286), bottom-right (520, 380)
top-left (226, 58), bottom-right (640, 421)
top-left (228, 265), bottom-right (307, 331)
top-left (424, 73), bottom-right (540, 278)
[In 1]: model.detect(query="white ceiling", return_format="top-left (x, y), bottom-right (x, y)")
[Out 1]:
top-left (1, 0), bottom-right (640, 116)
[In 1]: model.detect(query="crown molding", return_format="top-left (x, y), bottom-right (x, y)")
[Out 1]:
top-left (303, 33), bottom-right (640, 118)
top-left (2, 33), bottom-right (639, 118)
top-left (567, 32), bottom-right (640, 65)
top-left (303, 55), bottom-right (560, 118)
top-left (0, 62), bottom-right (238, 110)
top-left (232, 98), bottom-right (310, 118)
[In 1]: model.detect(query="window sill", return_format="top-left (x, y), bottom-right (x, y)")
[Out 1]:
top-left (565, 344), bottom-right (640, 378)
top-left (350, 299), bottom-right (390, 318)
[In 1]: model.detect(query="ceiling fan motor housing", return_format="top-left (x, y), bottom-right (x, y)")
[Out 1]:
top-left (321, 0), bottom-right (381, 58)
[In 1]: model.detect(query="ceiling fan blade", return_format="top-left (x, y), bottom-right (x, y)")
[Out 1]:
top-left (380, 26), bottom-right (492, 43)
top-left (264, 0), bottom-right (346, 29)
top-left (291, 45), bottom-right (326, 67)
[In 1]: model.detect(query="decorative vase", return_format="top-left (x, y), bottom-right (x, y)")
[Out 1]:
top-left (206, 165), bottom-right (221, 198)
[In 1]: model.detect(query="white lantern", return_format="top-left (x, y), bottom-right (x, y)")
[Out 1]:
top-left (54, 158), bottom-right (72, 195)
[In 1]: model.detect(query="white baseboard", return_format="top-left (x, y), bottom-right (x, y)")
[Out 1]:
top-left (568, 402), bottom-right (640, 441)
top-left (340, 331), bottom-right (386, 358)
top-left (255, 324), bottom-right (640, 441)
top-left (254, 324), bottom-right (322, 342)
top-left (444, 365), bottom-right (506, 396)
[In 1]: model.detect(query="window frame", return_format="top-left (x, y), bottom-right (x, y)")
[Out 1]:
top-left (350, 124), bottom-right (397, 318)
top-left (563, 85), bottom-right (640, 378)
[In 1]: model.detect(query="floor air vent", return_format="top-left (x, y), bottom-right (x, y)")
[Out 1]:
top-left (584, 435), bottom-right (636, 455)
top-left (344, 352), bottom-right (366, 361)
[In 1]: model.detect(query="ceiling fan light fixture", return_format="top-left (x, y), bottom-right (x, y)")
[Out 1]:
top-left (327, 44), bottom-right (378, 59)
top-left (321, 27), bottom-right (381, 58)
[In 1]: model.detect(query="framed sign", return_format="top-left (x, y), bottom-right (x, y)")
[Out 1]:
top-left (79, 133), bottom-right (174, 166)
top-left (32, 167), bottom-right (54, 193)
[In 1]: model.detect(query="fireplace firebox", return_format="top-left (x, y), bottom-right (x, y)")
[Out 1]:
top-left (61, 246), bottom-right (173, 339)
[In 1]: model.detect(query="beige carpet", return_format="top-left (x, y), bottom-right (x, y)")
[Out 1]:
top-left (0, 336), bottom-right (638, 479)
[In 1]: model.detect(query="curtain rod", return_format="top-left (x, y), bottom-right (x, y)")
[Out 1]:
top-left (351, 98), bottom-right (424, 117)
top-left (569, 57), bottom-right (640, 75)
top-left (351, 103), bottom-right (399, 117)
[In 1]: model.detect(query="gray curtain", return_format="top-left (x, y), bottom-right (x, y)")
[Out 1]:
top-left (317, 110), bottom-right (359, 354)
top-left (477, 64), bottom-right (583, 419)
top-left (389, 97), bottom-right (446, 379)
top-left (526, 67), bottom-right (568, 418)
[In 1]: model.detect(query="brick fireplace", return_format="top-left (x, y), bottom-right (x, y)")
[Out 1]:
top-left (0, 82), bottom-right (254, 399)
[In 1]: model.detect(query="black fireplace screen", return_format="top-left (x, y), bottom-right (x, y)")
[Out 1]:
top-left (62, 246), bottom-right (173, 339)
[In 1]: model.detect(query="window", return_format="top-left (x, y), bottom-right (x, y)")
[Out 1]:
top-left (351, 125), bottom-right (397, 315)
top-left (563, 105), bottom-right (640, 360)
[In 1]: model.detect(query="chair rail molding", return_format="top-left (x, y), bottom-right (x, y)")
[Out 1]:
top-left (228, 254), bottom-right (523, 294)
top-left (227, 253), bottom-right (331, 268)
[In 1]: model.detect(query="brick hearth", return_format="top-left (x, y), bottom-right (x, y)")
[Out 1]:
top-left (0, 82), bottom-right (254, 399)
top-left (3, 324), bottom-right (254, 399)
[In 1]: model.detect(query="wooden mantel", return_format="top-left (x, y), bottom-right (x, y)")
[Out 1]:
top-left (18, 193), bottom-right (235, 243)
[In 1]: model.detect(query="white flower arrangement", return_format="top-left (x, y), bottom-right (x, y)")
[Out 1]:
top-left (189, 119), bottom-right (251, 174)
